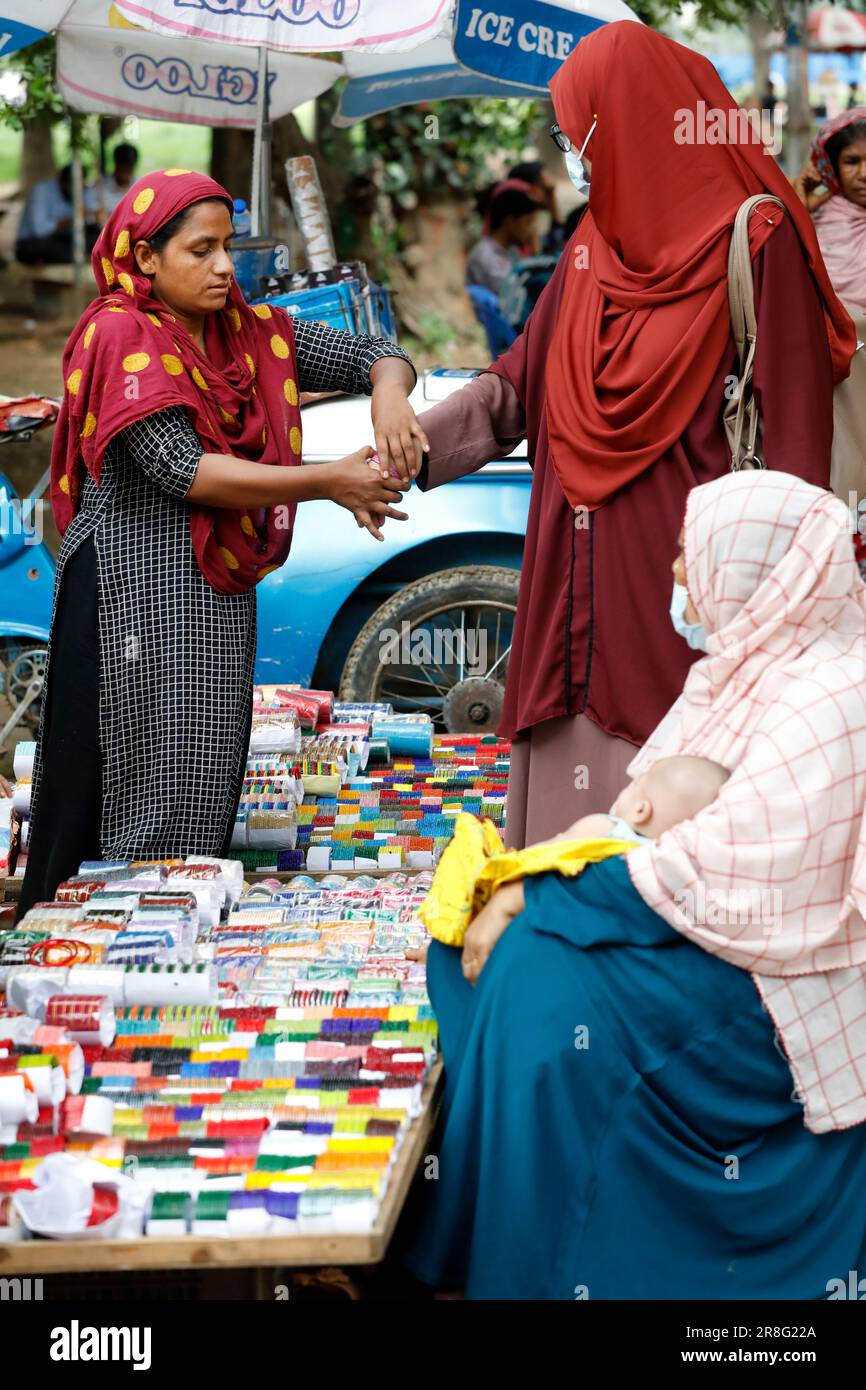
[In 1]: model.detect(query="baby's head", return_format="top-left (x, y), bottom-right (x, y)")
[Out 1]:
top-left (613, 755), bottom-right (729, 839)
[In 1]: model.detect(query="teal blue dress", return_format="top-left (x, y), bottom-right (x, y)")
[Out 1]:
top-left (407, 857), bottom-right (866, 1300)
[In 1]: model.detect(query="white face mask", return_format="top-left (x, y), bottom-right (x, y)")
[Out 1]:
top-left (563, 116), bottom-right (597, 196)
top-left (565, 147), bottom-right (589, 194)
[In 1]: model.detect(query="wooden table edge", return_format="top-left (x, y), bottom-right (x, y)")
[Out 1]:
top-left (0, 1062), bottom-right (443, 1275)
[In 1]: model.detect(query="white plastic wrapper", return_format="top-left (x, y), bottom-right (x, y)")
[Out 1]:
top-left (14, 1154), bottom-right (149, 1240)
top-left (17, 1056), bottom-right (66, 1105)
top-left (185, 856), bottom-right (244, 905)
top-left (246, 813), bottom-right (298, 850)
top-left (0, 1074), bottom-right (38, 1125)
top-left (66, 965), bottom-right (126, 1005)
top-left (0, 1015), bottom-right (40, 1046)
top-left (285, 155), bottom-right (337, 270)
top-left (123, 964), bottom-right (218, 1007)
top-left (249, 715), bottom-right (301, 756)
top-left (6, 967), bottom-right (69, 1016)
top-left (164, 879), bottom-right (222, 926)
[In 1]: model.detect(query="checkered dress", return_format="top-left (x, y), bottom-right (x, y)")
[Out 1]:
top-left (30, 320), bottom-right (413, 859)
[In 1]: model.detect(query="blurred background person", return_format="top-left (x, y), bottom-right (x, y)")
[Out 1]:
top-left (466, 181), bottom-right (540, 295)
top-left (15, 164), bottom-right (98, 266)
top-left (794, 108), bottom-right (866, 313)
top-left (508, 158), bottom-right (566, 253)
top-left (795, 109), bottom-right (866, 515)
top-left (92, 142), bottom-right (139, 224)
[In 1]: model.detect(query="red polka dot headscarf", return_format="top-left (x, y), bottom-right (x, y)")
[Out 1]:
top-left (51, 168), bottom-right (303, 593)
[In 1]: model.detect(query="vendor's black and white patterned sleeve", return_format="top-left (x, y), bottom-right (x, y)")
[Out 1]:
top-left (116, 407), bottom-right (204, 499)
top-left (291, 318), bottom-right (416, 396)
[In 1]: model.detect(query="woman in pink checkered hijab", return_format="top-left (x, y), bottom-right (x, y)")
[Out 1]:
top-left (408, 470), bottom-right (866, 1300)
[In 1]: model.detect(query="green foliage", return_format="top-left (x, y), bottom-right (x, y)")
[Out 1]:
top-left (633, 0), bottom-right (780, 26)
top-left (0, 36), bottom-right (64, 130)
top-left (321, 94), bottom-right (541, 205)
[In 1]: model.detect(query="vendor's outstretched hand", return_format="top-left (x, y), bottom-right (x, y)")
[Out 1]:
top-left (461, 879), bottom-right (525, 986)
top-left (370, 378), bottom-right (430, 486)
top-left (322, 446), bottom-right (408, 541)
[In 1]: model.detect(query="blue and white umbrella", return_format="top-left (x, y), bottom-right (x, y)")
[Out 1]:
top-left (335, 0), bottom-right (641, 124)
top-left (0, 1), bottom-right (340, 126)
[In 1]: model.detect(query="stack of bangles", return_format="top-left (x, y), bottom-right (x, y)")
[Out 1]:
top-left (27, 938), bottom-right (100, 966)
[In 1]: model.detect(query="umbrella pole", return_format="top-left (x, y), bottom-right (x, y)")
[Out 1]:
top-left (70, 116), bottom-right (87, 310)
top-left (251, 46), bottom-right (271, 237)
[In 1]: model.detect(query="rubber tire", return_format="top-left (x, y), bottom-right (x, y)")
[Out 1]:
top-left (338, 565), bottom-right (520, 722)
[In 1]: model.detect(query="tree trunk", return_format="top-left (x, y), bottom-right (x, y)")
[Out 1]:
top-left (19, 110), bottom-right (56, 192)
top-left (748, 12), bottom-right (772, 100)
top-left (392, 192), bottom-right (478, 346)
top-left (784, 2), bottom-right (812, 176)
top-left (210, 128), bottom-right (254, 202)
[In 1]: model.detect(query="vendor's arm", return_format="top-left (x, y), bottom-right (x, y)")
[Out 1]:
top-left (415, 370), bottom-right (526, 491)
top-left (119, 407), bottom-right (405, 536)
top-left (291, 318), bottom-right (423, 485)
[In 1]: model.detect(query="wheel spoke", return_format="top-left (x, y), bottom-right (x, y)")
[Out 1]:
top-left (485, 643), bottom-right (512, 681)
top-left (366, 591), bottom-right (518, 730)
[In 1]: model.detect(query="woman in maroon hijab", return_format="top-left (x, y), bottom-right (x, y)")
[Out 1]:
top-left (416, 22), bottom-right (856, 847)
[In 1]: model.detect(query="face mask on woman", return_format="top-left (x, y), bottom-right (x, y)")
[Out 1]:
top-left (564, 117), bottom-right (597, 195)
top-left (565, 147), bottom-right (590, 193)
top-left (669, 581), bottom-right (709, 651)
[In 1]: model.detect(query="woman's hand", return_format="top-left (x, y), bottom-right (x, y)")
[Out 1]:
top-left (321, 446), bottom-right (408, 541)
top-left (792, 161), bottom-right (833, 213)
top-left (461, 879), bottom-right (525, 986)
top-left (370, 360), bottom-right (429, 487)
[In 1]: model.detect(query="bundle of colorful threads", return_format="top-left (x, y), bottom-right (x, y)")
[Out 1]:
top-left (0, 864), bottom-right (439, 1240)
top-left (224, 691), bottom-right (510, 875)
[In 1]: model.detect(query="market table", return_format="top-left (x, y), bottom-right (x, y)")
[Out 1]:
top-left (0, 1062), bottom-right (441, 1275)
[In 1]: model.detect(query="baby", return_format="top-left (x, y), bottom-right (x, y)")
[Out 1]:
top-left (450, 755), bottom-right (732, 984)
top-left (555, 755), bottom-right (730, 846)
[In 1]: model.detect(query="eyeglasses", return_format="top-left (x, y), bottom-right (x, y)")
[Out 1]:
top-left (550, 117), bottom-right (598, 158)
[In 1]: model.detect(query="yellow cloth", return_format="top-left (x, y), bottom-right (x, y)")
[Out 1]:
top-left (419, 812), bottom-right (638, 946)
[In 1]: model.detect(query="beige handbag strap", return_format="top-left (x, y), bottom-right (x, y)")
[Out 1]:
top-left (728, 194), bottom-right (786, 366)
top-left (725, 194), bottom-right (787, 470)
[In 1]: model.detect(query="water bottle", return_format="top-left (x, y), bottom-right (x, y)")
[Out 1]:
top-left (233, 198), bottom-right (252, 241)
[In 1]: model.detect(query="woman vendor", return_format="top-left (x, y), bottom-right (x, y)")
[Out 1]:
top-left (407, 470), bottom-right (866, 1300)
top-left (414, 23), bottom-right (856, 848)
top-left (17, 169), bottom-right (424, 918)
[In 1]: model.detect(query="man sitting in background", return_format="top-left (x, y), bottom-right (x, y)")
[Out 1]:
top-left (15, 165), bottom-right (98, 266)
top-left (92, 143), bottom-right (139, 223)
top-left (466, 183), bottom-right (540, 296)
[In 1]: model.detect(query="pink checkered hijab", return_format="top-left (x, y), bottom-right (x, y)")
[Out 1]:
top-left (627, 471), bottom-right (866, 1131)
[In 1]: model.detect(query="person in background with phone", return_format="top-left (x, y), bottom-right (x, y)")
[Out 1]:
top-left (794, 108), bottom-right (866, 314)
